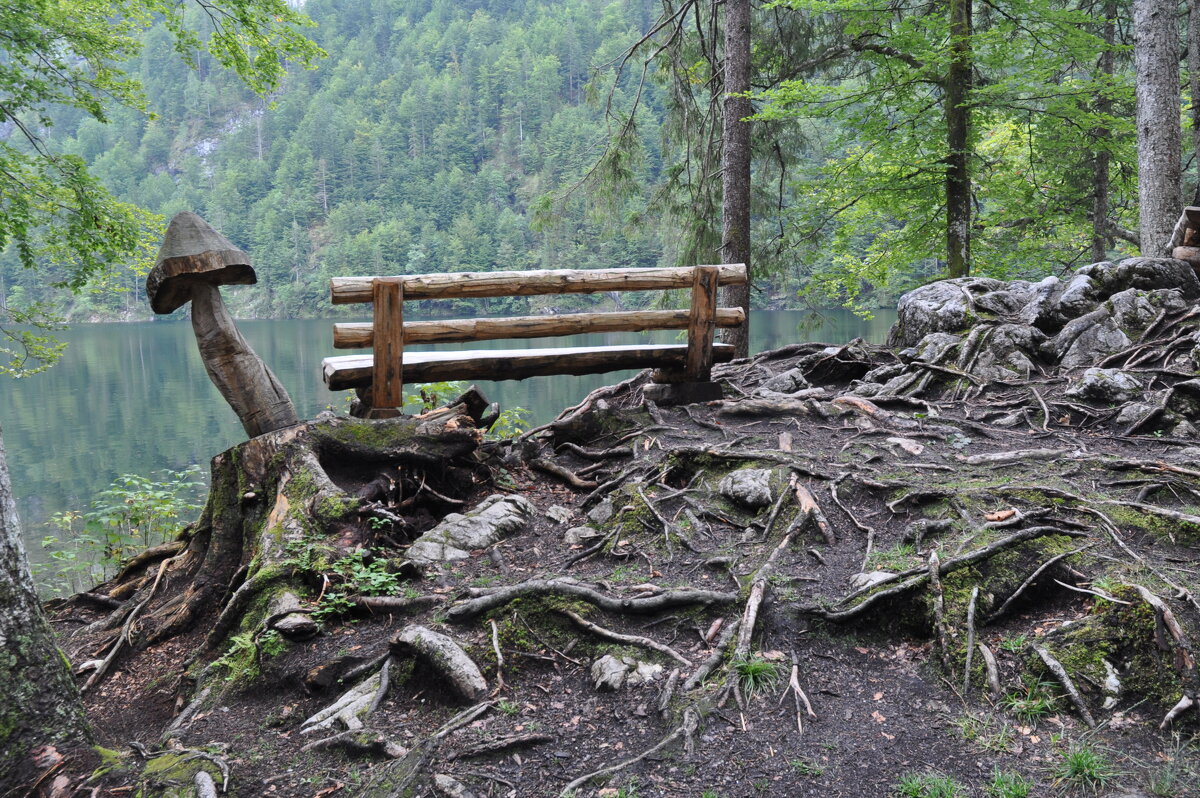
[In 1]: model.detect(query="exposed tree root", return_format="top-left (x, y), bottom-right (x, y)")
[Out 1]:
top-left (448, 579), bottom-right (736, 621)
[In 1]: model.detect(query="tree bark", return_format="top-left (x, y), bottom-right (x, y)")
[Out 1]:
top-left (0, 425), bottom-right (91, 790)
top-left (1093, 0), bottom-right (1117, 262)
top-left (720, 0), bottom-right (752, 359)
top-left (1134, 0), bottom-right (1182, 256)
top-left (1190, 0), bottom-right (1200, 203)
top-left (945, 0), bottom-right (973, 278)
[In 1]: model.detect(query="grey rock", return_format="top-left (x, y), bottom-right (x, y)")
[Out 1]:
top-left (626, 660), bottom-right (664, 686)
top-left (1167, 446), bottom-right (1200, 461)
top-left (1064, 368), bottom-right (1144, 404)
top-left (718, 468), bottom-right (774, 510)
top-left (433, 774), bottom-right (479, 798)
top-left (757, 367), bottom-right (810, 395)
top-left (1053, 310), bottom-right (1131, 369)
top-left (591, 655), bottom-right (629, 691)
top-left (967, 324), bottom-right (1046, 380)
top-left (848, 381), bottom-right (884, 397)
top-left (267, 591), bottom-right (319, 640)
top-left (546, 505), bottom-right (572, 524)
top-left (849, 571), bottom-right (895, 590)
top-left (1172, 420), bottom-right (1198, 438)
top-left (564, 526), bottom-right (599, 545)
top-left (911, 332), bottom-right (962, 364)
top-left (1170, 378), bottom-right (1200, 417)
top-left (887, 277), bottom-right (1009, 347)
top-left (1088, 256), bottom-right (1200, 299)
top-left (587, 499), bottom-right (615, 525)
top-left (406, 494), bottom-right (534, 566)
top-left (1115, 402), bottom-right (1158, 426)
top-left (590, 655), bottom-right (661, 691)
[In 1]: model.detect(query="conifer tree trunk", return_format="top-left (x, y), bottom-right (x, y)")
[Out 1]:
top-left (1093, 0), bottom-right (1116, 262)
top-left (0, 427), bottom-right (91, 790)
top-left (945, 0), bottom-right (973, 278)
top-left (1134, 0), bottom-right (1181, 255)
top-left (1189, 0), bottom-right (1200, 203)
top-left (720, 0), bottom-right (752, 359)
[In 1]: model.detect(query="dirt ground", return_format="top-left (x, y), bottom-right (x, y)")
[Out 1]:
top-left (49, 340), bottom-right (1200, 798)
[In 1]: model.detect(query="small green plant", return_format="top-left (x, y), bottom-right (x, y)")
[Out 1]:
top-left (790, 758), bottom-right (824, 777)
top-left (986, 767), bottom-right (1032, 798)
top-left (486, 406), bottom-right (530, 440)
top-left (893, 771), bottom-right (968, 797)
top-left (313, 592), bottom-right (355, 625)
top-left (1053, 743), bottom-right (1119, 792)
top-left (497, 699), bottom-right (520, 715)
top-left (999, 634), bottom-right (1028, 653)
top-left (212, 631), bottom-right (262, 682)
top-left (700, 791), bottom-right (721, 798)
top-left (1001, 674), bottom-right (1058, 725)
top-left (733, 656), bottom-right (781, 697)
top-left (36, 466), bottom-right (204, 595)
top-left (329, 549), bottom-right (403, 596)
top-left (403, 380), bottom-right (468, 412)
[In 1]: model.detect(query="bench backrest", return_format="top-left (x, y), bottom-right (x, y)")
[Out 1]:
top-left (327, 264), bottom-right (747, 409)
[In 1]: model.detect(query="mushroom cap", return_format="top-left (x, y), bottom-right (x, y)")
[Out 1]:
top-left (147, 211), bottom-right (257, 314)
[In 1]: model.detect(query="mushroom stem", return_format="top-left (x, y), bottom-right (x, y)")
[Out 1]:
top-left (190, 282), bottom-right (299, 437)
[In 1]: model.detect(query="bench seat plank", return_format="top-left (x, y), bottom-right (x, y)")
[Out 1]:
top-left (323, 343), bottom-right (736, 390)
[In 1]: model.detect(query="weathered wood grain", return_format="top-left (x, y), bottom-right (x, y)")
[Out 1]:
top-left (323, 344), bottom-right (736, 390)
top-left (333, 308), bottom-right (745, 348)
top-left (685, 266), bottom-right (719, 380)
top-left (371, 278), bottom-right (404, 409)
top-left (330, 264), bottom-right (747, 304)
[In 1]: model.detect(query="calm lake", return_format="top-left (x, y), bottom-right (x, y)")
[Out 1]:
top-left (0, 309), bottom-right (895, 540)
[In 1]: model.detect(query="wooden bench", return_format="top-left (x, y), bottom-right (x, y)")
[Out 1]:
top-left (321, 264), bottom-right (748, 413)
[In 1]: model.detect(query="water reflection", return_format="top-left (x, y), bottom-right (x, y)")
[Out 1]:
top-left (0, 309), bottom-right (895, 535)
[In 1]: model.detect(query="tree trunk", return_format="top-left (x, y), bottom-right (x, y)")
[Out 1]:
top-left (1134, 0), bottom-right (1182, 256)
top-left (720, 0), bottom-right (752, 359)
top-left (0, 425), bottom-right (91, 790)
top-left (1092, 0), bottom-right (1117, 263)
top-left (945, 0), bottom-right (973, 278)
top-left (1190, 0), bottom-right (1200, 203)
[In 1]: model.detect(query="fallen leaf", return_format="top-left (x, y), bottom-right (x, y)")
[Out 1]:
top-left (985, 509), bottom-right (1016, 522)
top-left (1029, 735), bottom-right (1041, 744)
top-left (871, 711), bottom-right (887, 724)
top-left (881, 731), bottom-right (895, 740)
top-left (873, 692), bottom-right (884, 700)
top-left (855, 646), bottom-right (871, 655)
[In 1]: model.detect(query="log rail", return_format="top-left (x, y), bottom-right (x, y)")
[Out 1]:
top-left (322, 264), bottom-right (748, 412)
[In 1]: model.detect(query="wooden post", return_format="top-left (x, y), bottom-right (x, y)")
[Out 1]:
top-left (685, 266), bottom-right (719, 381)
top-left (371, 278), bottom-right (404, 411)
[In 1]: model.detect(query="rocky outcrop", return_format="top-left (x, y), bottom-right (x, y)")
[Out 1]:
top-left (861, 257), bottom-right (1200, 395)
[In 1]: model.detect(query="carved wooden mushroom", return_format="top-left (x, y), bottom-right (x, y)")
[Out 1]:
top-left (147, 211), bottom-right (299, 437)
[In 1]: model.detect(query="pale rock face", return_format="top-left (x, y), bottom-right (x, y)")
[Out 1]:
top-left (1065, 368), bottom-right (1144, 404)
top-left (718, 468), bottom-right (774, 510)
top-left (405, 494), bottom-right (534, 566)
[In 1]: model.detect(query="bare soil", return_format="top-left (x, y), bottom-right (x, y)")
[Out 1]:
top-left (49, 340), bottom-right (1200, 798)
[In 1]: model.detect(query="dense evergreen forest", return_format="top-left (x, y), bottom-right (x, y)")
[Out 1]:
top-left (0, 0), bottom-right (1179, 323)
top-left (1, 0), bottom-right (681, 321)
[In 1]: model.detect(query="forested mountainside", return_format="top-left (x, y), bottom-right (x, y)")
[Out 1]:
top-left (0, 0), bottom-right (1159, 324)
top-left (0, 0), bottom-right (680, 321)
